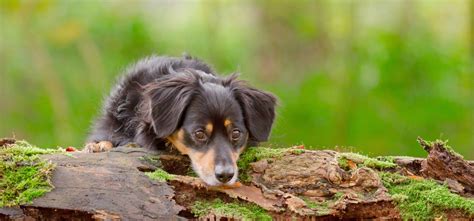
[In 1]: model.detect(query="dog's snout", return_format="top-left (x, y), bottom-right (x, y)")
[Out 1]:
top-left (216, 171), bottom-right (234, 183)
top-left (215, 164), bottom-right (235, 183)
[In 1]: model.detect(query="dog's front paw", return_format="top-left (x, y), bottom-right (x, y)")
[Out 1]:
top-left (83, 141), bottom-right (113, 153)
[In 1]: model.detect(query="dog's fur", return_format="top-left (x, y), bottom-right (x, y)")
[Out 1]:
top-left (87, 55), bottom-right (277, 186)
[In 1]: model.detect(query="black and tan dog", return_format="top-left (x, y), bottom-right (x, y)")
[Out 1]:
top-left (86, 55), bottom-right (277, 186)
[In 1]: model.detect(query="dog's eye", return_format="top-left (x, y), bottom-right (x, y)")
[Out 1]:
top-left (194, 130), bottom-right (207, 141)
top-left (231, 129), bottom-right (241, 140)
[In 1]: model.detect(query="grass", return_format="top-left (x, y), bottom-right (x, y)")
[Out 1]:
top-left (145, 168), bottom-right (174, 182)
top-left (191, 199), bottom-right (272, 220)
top-left (380, 172), bottom-right (474, 219)
top-left (0, 141), bottom-right (61, 207)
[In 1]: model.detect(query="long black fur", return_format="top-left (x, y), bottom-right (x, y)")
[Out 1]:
top-left (87, 55), bottom-right (277, 149)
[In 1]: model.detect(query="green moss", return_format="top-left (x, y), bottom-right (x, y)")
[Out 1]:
top-left (364, 158), bottom-right (396, 169)
top-left (2, 140), bottom-right (62, 156)
top-left (191, 199), bottom-right (272, 220)
top-left (1, 141), bottom-right (61, 207)
top-left (302, 197), bottom-right (331, 215)
top-left (145, 168), bottom-right (174, 182)
top-left (380, 172), bottom-right (474, 219)
top-left (237, 147), bottom-right (289, 182)
top-left (186, 167), bottom-right (198, 177)
top-left (291, 149), bottom-right (305, 155)
top-left (337, 152), bottom-right (396, 170)
top-left (332, 192), bottom-right (344, 200)
top-left (375, 156), bottom-right (395, 163)
top-left (301, 192), bottom-right (345, 216)
top-left (139, 155), bottom-right (159, 164)
top-left (238, 147), bottom-right (288, 171)
top-left (337, 157), bottom-right (351, 171)
top-left (139, 155), bottom-right (162, 167)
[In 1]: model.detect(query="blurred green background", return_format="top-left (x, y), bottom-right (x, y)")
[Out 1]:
top-left (0, 0), bottom-right (473, 158)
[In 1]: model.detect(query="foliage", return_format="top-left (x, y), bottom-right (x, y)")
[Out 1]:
top-left (0, 1), bottom-right (472, 159)
top-left (380, 172), bottom-right (474, 219)
top-left (191, 199), bottom-right (272, 220)
top-left (0, 141), bottom-right (60, 207)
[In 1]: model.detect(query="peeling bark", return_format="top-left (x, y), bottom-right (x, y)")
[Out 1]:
top-left (417, 137), bottom-right (474, 194)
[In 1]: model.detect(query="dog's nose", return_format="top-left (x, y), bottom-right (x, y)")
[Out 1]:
top-left (215, 165), bottom-right (235, 183)
top-left (216, 171), bottom-right (234, 183)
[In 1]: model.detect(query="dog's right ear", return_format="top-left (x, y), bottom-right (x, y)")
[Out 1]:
top-left (143, 73), bottom-right (197, 138)
top-left (226, 75), bottom-right (277, 145)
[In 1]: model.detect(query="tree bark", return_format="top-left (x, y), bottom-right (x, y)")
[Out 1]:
top-left (1, 138), bottom-right (473, 220)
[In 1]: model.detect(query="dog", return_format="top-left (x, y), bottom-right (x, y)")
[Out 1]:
top-left (86, 55), bottom-right (277, 186)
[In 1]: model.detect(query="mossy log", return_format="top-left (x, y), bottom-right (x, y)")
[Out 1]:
top-left (1, 138), bottom-right (473, 220)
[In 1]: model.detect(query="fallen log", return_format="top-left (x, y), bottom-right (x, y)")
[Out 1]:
top-left (0, 146), bottom-right (183, 220)
top-left (1, 138), bottom-right (473, 220)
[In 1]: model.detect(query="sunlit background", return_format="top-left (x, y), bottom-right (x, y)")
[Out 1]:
top-left (0, 0), bottom-right (472, 158)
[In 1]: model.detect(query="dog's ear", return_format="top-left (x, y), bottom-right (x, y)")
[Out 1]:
top-left (229, 77), bottom-right (277, 144)
top-left (143, 73), bottom-right (197, 138)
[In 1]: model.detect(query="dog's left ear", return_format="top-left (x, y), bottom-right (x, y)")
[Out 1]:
top-left (230, 79), bottom-right (277, 144)
top-left (143, 73), bottom-right (197, 138)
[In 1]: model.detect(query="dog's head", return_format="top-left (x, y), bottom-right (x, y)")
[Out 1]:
top-left (143, 70), bottom-right (277, 186)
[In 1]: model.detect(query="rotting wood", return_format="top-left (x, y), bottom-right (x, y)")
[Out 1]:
top-left (418, 137), bottom-right (474, 194)
top-left (1, 138), bottom-right (473, 220)
top-left (1, 146), bottom-right (183, 221)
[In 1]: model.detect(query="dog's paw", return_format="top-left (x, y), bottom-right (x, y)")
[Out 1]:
top-left (83, 141), bottom-right (113, 153)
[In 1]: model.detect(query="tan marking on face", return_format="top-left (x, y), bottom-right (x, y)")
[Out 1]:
top-left (230, 133), bottom-right (248, 163)
top-left (231, 145), bottom-right (246, 164)
top-left (224, 119), bottom-right (232, 127)
top-left (190, 148), bottom-right (216, 176)
top-left (167, 129), bottom-right (190, 155)
top-left (205, 122), bottom-right (213, 134)
top-left (230, 149), bottom-right (239, 165)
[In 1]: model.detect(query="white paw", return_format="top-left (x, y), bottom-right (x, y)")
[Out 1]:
top-left (83, 141), bottom-right (113, 153)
